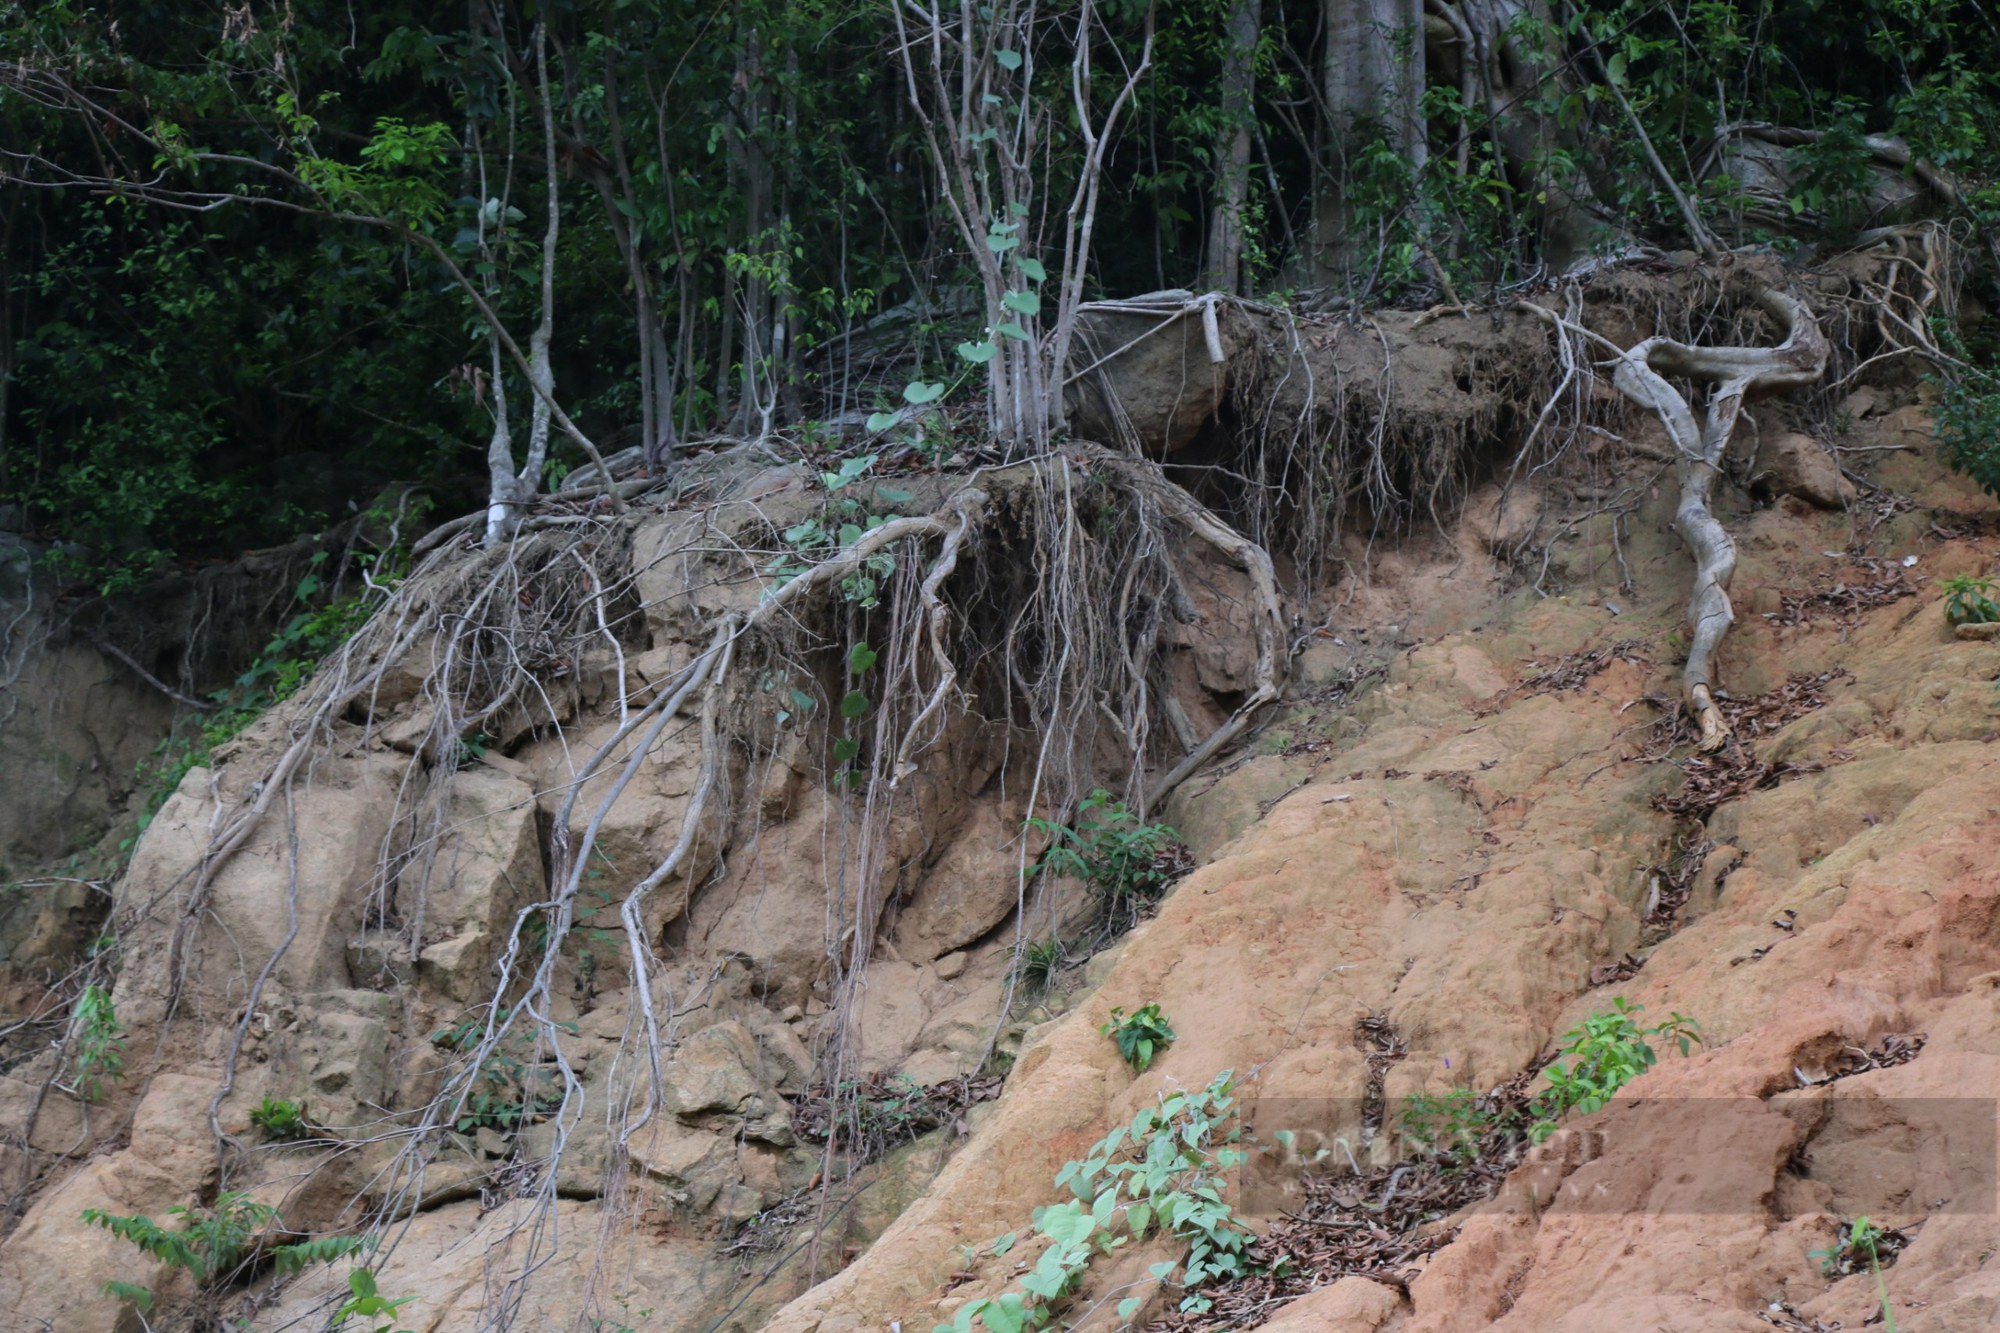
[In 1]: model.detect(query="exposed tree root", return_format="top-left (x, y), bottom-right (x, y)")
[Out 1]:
top-left (1523, 281), bottom-right (1829, 750)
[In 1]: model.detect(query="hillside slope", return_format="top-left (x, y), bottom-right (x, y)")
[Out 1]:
top-left (765, 398), bottom-right (2000, 1333)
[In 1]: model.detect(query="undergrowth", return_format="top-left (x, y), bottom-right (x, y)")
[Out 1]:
top-left (432, 1010), bottom-right (566, 1135)
top-left (941, 1071), bottom-right (1255, 1332)
top-left (1027, 789), bottom-right (1183, 936)
top-left (64, 981), bottom-right (124, 1102)
top-left (84, 1192), bottom-right (369, 1313)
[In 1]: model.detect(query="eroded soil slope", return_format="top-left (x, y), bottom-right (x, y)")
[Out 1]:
top-left (766, 401), bottom-right (2000, 1332)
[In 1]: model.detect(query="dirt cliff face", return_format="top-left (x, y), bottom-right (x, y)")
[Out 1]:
top-left (0, 327), bottom-right (1993, 1333)
top-left (763, 399), bottom-right (2000, 1333)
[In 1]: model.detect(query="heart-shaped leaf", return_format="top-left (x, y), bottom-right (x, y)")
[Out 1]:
top-left (1001, 289), bottom-right (1041, 316)
top-left (994, 49), bottom-right (1023, 71)
top-left (956, 340), bottom-right (999, 364)
top-left (903, 381), bottom-right (946, 404)
top-left (1017, 256), bottom-right (1047, 282)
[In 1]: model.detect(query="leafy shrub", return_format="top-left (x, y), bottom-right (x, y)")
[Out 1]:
top-left (1100, 1003), bottom-right (1175, 1072)
top-left (249, 1095), bottom-right (313, 1141)
top-left (1940, 574), bottom-right (2000, 626)
top-left (1399, 1087), bottom-right (1504, 1166)
top-left (1026, 790), bottom-right (1181, 924)
top-left (1529, 998), bottom-right (1699, 1141)
top-left (938, 1071), bottom-right (1254, 1332)
top-left (83, 1192), bottom-right (369, 1308)
top-left (432, 1010), bottom-right (565, 1134)
top-left (66, 983), bottom-right (125, 1102)
top-left (1934, 366), bottom-right (2000, 501)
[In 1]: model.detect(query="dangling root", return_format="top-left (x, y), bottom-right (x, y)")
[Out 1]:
top-left (1065, 444), bottom-right (1288, 810)
top-left (1523, 286), bottom-right (1829, 751)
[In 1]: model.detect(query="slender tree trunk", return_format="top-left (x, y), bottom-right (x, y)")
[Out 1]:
top-left (487, 23), bottom-right (561, 546)
top-left (482, 335), bottom-right (518, 546)
top-left (1202, 0), bottom-right (1261, 295)
top-left (730, 25), bottom-right (777, 437)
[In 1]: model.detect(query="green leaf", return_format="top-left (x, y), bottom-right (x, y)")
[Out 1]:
top-left (1118, 1297), bottom-right (1142, 1322)
top-left (840, 690), bottom-right (870, 719)
top-left (1149, 1261), bottom-right (1176, 1280)
top-left (1017, 256), bottom-right (1047, 282)
top-left (833, 738), bottom-right (860, 764)
top-left (992, 1231), bottom-right (1017, 1256)
top-left (1606, 52), bottom-right (1627, 85)
top-left (848, 642), bottom-right (879, 675)
top-left (1001, 290), bottom-right (1041, 316)
top-left (994, 49), bottom-right (1023, 71)
top-left (985, 232), bottom-right (1021, 253)
top-left (866, 411), bottom-right (902, 432)
top-left (904, 381), bottom-right (947, 405)
top-left (877, 487), bottom-right (915, 504)
top-left (957, 340), bottom-right (999, 364)
top-left (995, 322), bottom-right (1032, 341)
top-left (981, 1294), bottom-right (1027, 1333)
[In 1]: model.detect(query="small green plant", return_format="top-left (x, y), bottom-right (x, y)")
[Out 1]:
top-left (1529, 998), bottom-right (1699, 1141)
top-left (763, 453), bottom-right (915, 608)
top-left (1012, 938), bottom-right (1066, 993)
top-left (84, 1192), bottom-right (369, 1308)
top-left (1810, 1216), bottom-right (1899, 1331)
top-left (432, 1009), bottom-right (565, 1134)
top-left (1100, 1003), bottom-right (1175, 1072)
top-left (334, 1267), bottom-right (418, 1333)
top-left (937, 1071), bottom-right (1254, 1332)
top-left (1026, 790), bottom-right (1180, 924)
top-left (1400, 1087), bottom-right (1508, 1166)
top-left (66, 983), bottom-right (125, 1102)
top-left (1940, 574), bottom-right (2000, 626)
top-left (249, 1095), bottom-right (313, 1141)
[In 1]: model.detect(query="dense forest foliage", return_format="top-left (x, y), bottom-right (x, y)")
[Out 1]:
top-left (2, 0), bottom-right (1996, 587)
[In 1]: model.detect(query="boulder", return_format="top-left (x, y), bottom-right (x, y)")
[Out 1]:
top-left (403, 765), bottom-right (545, 1003)
top-left (891, 802), bottom-right (1031, 963)
top-left (1064, 294), bottom-right (1236, 455)
top-left (1748, 432), bottom-right (1854, 508)
top-left (663, 1020), bottom-right (769, 1118)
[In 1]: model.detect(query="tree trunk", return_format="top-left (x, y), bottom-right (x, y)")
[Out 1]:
top-left (487, 23), bottom-right (561, 546)
top-left (1203, 0), bottom-right (1261, 295)
top-left (1452, 0), bottom-right (1614, 267)
top-left (1316, 0), bottom-right (1426, 279)
top-left (729, 25), bottom-right (777, 438)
